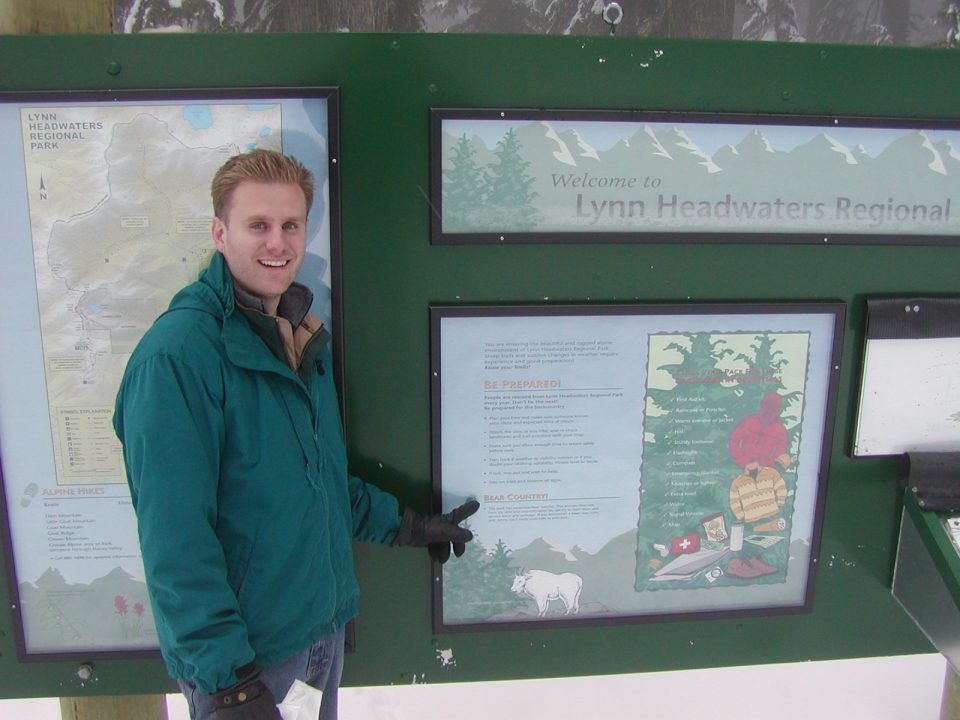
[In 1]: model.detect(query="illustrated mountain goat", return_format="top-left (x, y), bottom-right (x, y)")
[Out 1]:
top-left (511, 569), bottom-right (583, 617)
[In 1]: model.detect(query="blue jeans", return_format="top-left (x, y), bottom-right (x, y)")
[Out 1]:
top-left (178, 628), bottom-right (345, 720)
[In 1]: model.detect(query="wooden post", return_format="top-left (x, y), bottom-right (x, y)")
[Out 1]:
top-left (60, 695), bottom-right (169, 720)
top-left (0, 0), bottom-right (111, 34)
top-left (943, 665), bottom-right (960, 720)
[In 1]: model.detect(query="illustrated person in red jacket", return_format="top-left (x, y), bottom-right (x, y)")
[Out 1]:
top-left (727, 393), bottom-right (792, 525)
top-left (728, 392), bottom-right (791, 470)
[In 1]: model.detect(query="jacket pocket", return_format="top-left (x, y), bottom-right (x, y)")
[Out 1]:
top-left (226, 539), bottom-right (253, 598)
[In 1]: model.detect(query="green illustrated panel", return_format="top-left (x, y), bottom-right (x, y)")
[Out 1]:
top-left (0, 31), bottom-right (955, 698)
top-left (637, 331), bottom-right (812, 594)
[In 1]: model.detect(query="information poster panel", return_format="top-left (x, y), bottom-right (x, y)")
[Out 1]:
top-left (431, 108), bottom-right (960, 244)
top-left (0, 87), bottom-right (339, 657)
top-left (432, 303), bottom-right (843, 630)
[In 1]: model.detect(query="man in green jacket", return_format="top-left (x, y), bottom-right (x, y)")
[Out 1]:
top-left (113, 149), bottom-right (477, 720)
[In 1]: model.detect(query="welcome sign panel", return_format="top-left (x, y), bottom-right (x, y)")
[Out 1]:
top-left (432, 303), bottom-right (843, 630)
top-left (431, 109), bottom-right (960, 244)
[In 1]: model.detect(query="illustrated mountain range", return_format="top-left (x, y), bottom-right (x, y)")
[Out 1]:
top-left (18, 566), bottom-right (156, 650)
top-left (442, 121), bottom-right (960, 232)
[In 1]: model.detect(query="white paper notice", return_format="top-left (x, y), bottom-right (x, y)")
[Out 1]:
top-left (854, 337), bottom-right (960, 456)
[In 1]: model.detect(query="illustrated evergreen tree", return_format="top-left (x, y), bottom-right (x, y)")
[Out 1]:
top-left (639, 333), bottom-right (738, 587)
top-left (480, 539), bottom-right (528, 615)
top-left (483, 129), bottom-right (542, 232)
top-left (441, 530), bottom-right (491, 623)
top-left (443, 134), bottom-right (487, 231)
top-left (725, 333), bottom-right (805, 576)
top-left (727, 333), bottom-right (802, 448)
top-left (442, 534), bottom-right (527, 622)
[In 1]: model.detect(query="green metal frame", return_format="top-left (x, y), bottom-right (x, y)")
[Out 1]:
top-left (0, 31), bottom-right (957, 697)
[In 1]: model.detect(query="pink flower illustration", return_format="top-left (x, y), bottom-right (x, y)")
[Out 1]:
top-left (114, 595), bottom-right (128, 616)
top-left (133, 603), bottom-right (145, 618)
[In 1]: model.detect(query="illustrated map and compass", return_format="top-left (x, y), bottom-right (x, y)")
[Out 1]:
top-left (0, 94), bottom-right (333, 653)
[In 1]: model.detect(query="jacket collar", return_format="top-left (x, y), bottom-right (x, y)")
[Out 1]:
top-left (195, 252), bottom-right (327, 380)
top-left (233, 279), bottom-right (313, 329)
top-left (198, 251), bottom-right (313, 327)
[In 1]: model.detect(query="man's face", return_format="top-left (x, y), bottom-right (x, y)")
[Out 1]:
top-left (212, 180), bottom-right (308, 315)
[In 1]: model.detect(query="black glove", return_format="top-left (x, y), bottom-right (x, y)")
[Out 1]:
top-left (212, 664), bottom-right (281, 719)
top-left (393, 499), bottom-right (480, 563)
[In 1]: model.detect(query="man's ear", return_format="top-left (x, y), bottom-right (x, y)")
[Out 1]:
top-left (211, 217), bottom-right (227, 253)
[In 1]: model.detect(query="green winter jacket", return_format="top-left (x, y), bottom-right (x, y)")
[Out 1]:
top-left (113, 251), bottom-right (400, 693)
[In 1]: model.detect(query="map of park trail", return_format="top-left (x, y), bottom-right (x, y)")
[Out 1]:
top-left (21, 103), bottom-right (282, 485)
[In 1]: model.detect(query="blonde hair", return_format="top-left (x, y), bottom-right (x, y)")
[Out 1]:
top-left (211, 149), bottom-right (315, 219)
